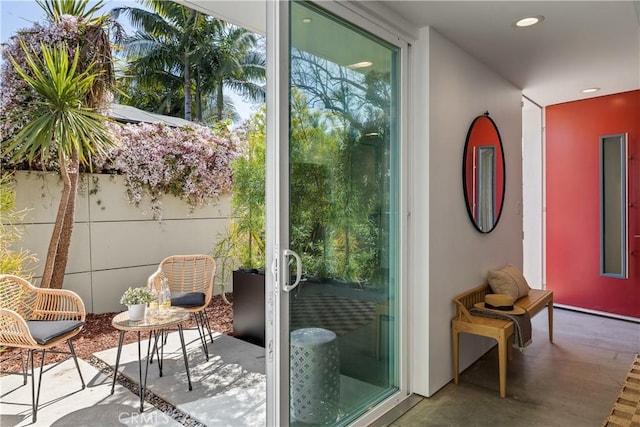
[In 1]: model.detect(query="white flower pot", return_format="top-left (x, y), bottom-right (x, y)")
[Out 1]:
top-left (128, 303), bottom-right (146, 321)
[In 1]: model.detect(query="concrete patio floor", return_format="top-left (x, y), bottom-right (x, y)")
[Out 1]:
top-left (0, 330), bottom-right (266, 426)
top-left (4, 308), bottom-right (637, 426)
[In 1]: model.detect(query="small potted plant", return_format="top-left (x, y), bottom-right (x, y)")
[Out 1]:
top-left (120, 286), bottom-right (155, 321)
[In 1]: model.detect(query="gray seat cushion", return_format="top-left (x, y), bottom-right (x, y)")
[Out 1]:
top-left (26, 320), bottom-right (84, 345)
top-left (171, 292), bottom-right (205, 308)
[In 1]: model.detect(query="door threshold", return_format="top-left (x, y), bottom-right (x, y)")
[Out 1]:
top-left (554, 304), bottom-right (640, 324)
top-left (368, 393), bottom-right (424, 426)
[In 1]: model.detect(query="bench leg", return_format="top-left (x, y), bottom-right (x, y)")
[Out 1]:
top-left (498, 330), bottom-right (508, 398)
top-left (548, 302), bottom-right (554, 343)
top-left (452, 324), bottom-right (460, 385)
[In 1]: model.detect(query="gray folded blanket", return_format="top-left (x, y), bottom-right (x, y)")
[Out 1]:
top-left (469, 308), bottom-right (532, 351)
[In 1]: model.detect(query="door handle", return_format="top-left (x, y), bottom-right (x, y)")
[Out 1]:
top-left (282, 249), bottom-right (302, 292)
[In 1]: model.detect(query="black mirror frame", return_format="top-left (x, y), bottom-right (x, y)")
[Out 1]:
top-left (462, 112), bottom-right (506, 233)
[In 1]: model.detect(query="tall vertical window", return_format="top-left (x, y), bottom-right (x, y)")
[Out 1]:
top-left (600, 134), bottom-right (628, 278)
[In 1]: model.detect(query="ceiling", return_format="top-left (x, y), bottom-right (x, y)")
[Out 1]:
top-left (185, 0), bottom-right (640, 107)
top-left (377, 1), bottom-right (640, 106)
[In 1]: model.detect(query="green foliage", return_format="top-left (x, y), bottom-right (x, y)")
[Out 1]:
top-left (111, 0), bottom-right (264, 124)
top-left (288, 47), bottom-right (393, 286)
top-left (3, 42), bottom-right (114, 170)
top-left (213, 105), bottom-right (266, 274)
top-left (289, 88), bottom-right (383, 284)
top-left (37, 0), bottom-right (106, 22)
top-left (214, 86), bottom-right (386, 286)
top-left (211, 106), bottom-right (265, 299)
top-left (0, 173), bottom-right (38, 277)
top-left (116, 72), bottom-right (184, 117)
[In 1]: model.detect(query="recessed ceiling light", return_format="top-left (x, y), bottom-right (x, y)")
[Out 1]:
top-left (581, 87), bottom-right (600, 94)
top-left (514, 15), bottom-right (545, 27)
top-left (347, 61), bottom-right (373, 69)
top-left (302, 18), bottom-right (312, 24)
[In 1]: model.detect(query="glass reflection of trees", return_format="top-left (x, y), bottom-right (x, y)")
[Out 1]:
top-left (289, 49), bottom-right (392, 287)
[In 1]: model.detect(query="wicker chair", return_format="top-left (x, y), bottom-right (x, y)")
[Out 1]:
top-left (148, 254), bottom-right (216, 360)
top-left (0, 274), bottom-right (86, 422)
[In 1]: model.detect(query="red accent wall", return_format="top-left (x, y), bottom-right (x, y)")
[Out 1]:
top-left (546, 90), bottom-right (640, 318)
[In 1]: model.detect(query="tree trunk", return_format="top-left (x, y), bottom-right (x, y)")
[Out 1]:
top-left (40, 152), bottom-right (72, 288)
top-left (216, 79), bottom-right (224, 121)
top-left (182, 7), bottom-right (197, 122)
top-left (49, 151), bottom-right (79, 289)
top-left (195, 69), bottom-right (202, 121)
top-left (184, 55), bottom-right (192, 121)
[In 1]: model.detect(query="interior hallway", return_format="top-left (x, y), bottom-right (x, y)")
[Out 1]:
top-left (384, 308), bottom-right (640, 426)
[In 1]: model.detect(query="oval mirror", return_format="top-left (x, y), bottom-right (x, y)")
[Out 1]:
top-left (462, 113), bottom-right (506, 233)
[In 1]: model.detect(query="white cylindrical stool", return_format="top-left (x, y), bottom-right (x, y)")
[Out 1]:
top-left (290, 327), bottom-right (340, 424)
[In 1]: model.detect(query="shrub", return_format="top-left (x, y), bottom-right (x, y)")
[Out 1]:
top-left (0, 173), bottom-right (38, 277)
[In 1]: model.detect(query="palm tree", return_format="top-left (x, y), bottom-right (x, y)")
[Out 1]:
top-left (112, 1), bottom-right (264, 123)
top-left (201, 25), bottom-right (265, 121)
top-left (3, 0), bottom-right (115, 289)
top-left (116, 62), bottom-right (184, 116)
top-left (111, 1), bottom-right (213, 121)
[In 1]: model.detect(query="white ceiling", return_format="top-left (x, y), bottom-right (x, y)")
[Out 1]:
top-left (185, 0), bottom-right (640, 107)
top-left (377, 1), bottom-right (640, 106)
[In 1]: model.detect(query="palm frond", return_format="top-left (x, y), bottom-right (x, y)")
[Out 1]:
top-left (36, 0), bottom-right (105, 23)
top-left (3, 42), bottom-right (114, 170)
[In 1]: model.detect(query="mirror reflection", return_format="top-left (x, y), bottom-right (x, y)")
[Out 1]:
top-left (463, 113), bottom-right (505, 233)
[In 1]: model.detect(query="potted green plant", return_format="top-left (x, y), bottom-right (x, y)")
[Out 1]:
top-left (211, 108), bottom-right (266, 345)
top-left (120, 286), bottom-right (155, 321)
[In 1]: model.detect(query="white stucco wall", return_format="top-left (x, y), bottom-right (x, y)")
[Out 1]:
top-left (522, 98), bottom-right (544, 288)
top-left (10, 171), bottom-right (232, 313)
top-left (410, 27), bottom-right (523, 397)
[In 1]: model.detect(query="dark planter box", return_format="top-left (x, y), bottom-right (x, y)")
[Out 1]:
top-left (232, 269), bottom-right (265, 347)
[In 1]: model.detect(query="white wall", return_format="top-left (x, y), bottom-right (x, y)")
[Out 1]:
top-left (522, 98), bottom-right (544, 288)
top-left (11, 171), bottom-right (232, 313)
top-left (410, 27), bottom-right (523, 397)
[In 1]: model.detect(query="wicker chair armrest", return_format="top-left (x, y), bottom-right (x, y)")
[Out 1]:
top-left (2, 274), bottom-right (32, 288)
top-left (32, 288), bottom-right (86, 321)
top-left (0, 308), bottom-right (37, 347)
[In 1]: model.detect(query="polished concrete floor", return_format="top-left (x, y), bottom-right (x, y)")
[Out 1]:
top-left (388, 308), bottom-right (640, 427)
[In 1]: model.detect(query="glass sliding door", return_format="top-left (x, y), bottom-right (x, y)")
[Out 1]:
top-left (266, 1), bottom-right (403, 424)
top-left (277, 1), bottom-right (401, 425)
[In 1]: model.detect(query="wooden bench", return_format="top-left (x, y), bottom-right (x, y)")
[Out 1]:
top-left (452, 283), bottom-right (553, 398)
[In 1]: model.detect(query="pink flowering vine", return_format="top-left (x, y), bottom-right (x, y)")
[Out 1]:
top-left (102, 122), bottom-right (240, 219)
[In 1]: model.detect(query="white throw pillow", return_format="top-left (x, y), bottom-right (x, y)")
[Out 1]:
top-left (487, 265), bottom-right (530, 299)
